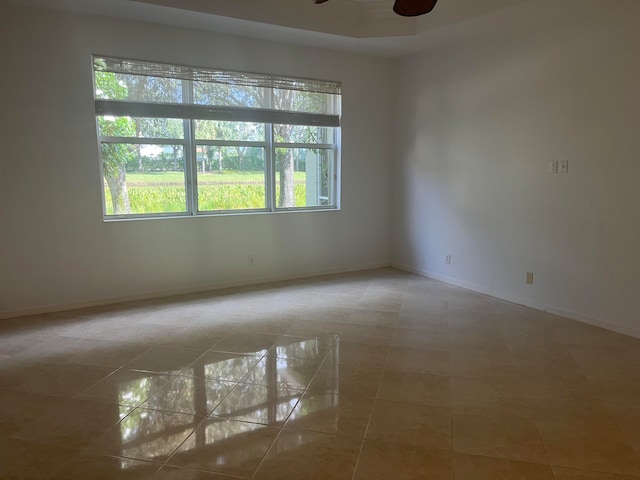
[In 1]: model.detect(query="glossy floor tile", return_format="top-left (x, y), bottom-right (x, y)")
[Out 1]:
top-left (353, 439), bottom-right (453, 479)
top-left (254, 429), bottom-right (361, 480)
top-left (365, 400), bottom-right (451, 450)
top-left (453, 453), bottom-right (554, 480)
top-left (2, 268), bottom-right (640, 478)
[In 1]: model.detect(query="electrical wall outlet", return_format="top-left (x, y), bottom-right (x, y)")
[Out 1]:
top-left (549, 161), bottom-right (558, 174)
top-left (445, 255), bottom-right (452, 265)
top-left (526, 272), bottom-right (534, 284)
top-left (248, 255), bottom-right (256, 266)
top-left (560, 160), bottom-right (569, 174)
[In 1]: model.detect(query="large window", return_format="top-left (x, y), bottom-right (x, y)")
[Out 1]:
top-left (92, 56), bottom-right (341, 219)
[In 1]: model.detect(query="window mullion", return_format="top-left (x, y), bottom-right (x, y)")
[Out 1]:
top-left (335, 128), bottom-right (341, 208)
top-left (265, 124), bottom-right (274, 212)
top-left (195, 140), bottom-right (266, 148)
top-left (273, 142), bottom-right (334, 149)
top-left (182, 80), bottom-right (198, 215)
top-left (99, 136), bottom-right (183, 145)
top-left (265, 89), bottom-right (275, 212)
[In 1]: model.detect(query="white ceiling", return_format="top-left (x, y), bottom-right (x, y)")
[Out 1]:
top-left (6, 0), bottom-right (535, 56)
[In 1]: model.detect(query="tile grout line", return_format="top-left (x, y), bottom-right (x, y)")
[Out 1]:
top-left (349, 288), bottom-right (403, 480)
top-left (446, 304), bottom-right (457, 479)
top-left (159, 343), bottom-right (273, 472)
top-left (248, 335), bottom-right (339, 479)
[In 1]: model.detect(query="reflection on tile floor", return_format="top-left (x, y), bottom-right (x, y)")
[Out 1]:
top-left (2, 268), bottom-right (640, 478)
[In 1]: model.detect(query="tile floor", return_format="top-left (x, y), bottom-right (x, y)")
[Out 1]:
top-left (1, 268), bottom-right (640, 479)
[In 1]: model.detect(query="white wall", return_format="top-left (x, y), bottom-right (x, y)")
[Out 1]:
top-left (0, 6), bottom-right (395, 317)
top-left (392, 0), bottom-right (640, 337)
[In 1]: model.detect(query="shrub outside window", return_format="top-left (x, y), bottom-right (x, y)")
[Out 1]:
top-left (93, 56), bottom-right (341, 219)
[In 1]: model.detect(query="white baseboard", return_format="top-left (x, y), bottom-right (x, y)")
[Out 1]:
top-left (0, 261), bottom-right (390, 321)
top-left (544, 305), bottom-right (640, 340)
top-left (392, 262), bottom-right (640, 340)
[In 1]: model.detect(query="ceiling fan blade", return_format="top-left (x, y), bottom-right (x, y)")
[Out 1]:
top-left (393, 0), bottom-right (438, 16)
top-left (314, 0), bottom-right (438, 17)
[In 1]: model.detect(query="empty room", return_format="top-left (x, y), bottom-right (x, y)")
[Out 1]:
top-left (1, 0), bottom-right (639, 478)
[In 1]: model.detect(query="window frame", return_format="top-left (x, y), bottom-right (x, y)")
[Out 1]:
top-left (92, 56), bottom-right (342, 220)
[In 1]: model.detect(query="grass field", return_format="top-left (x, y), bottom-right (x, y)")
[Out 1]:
top-left (104, 171), bottom-right (308, 214)
top-left (125, 171), bottom-right (306, 184)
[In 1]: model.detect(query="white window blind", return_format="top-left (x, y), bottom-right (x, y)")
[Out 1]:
top-left (93, 56), bottom-right (341, 128)
top-left (94, 56), bottom-right (341, 95)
